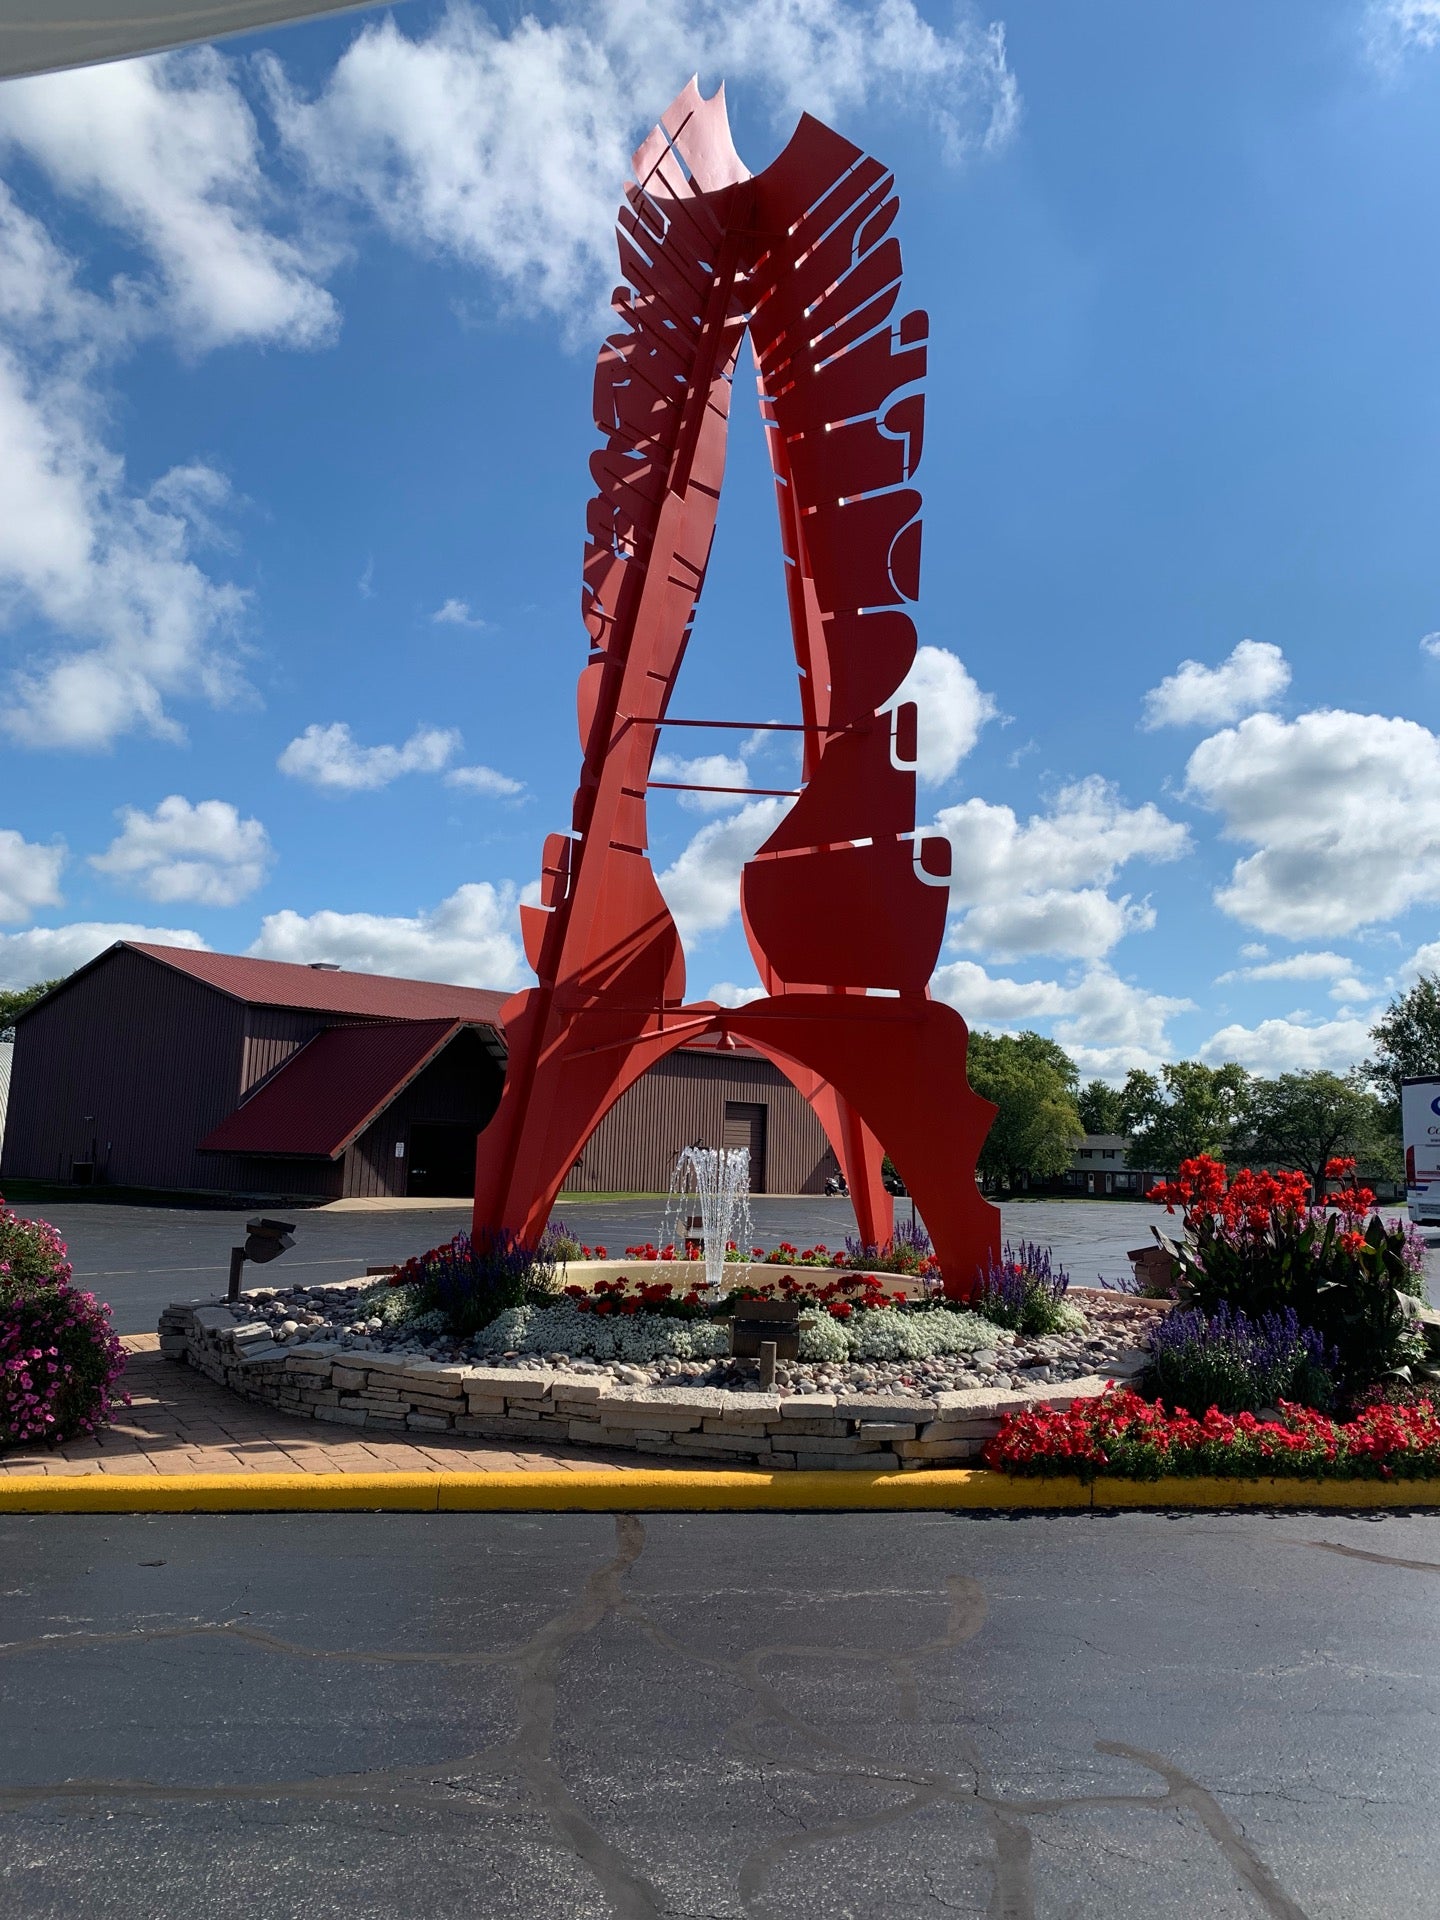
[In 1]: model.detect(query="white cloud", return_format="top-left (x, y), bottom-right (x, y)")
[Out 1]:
top-left (89, 795), bottom-right (272, 906)
top-left (278, 721), bottom-right (462, 792)
top-left (1403, 937), bottom-right (1440, 980)
top-left (1422, 631), bottom-right (1440, 658)
top-left (0, 49), bottom-right (335, 352)
top-left (266, 0), bottom-right (1017, 331)
top-left (655, 798), bottom-right (789, 945)
top-left (1366, 0), bottom-right (1440, 68)
top-left (1198, 1014), bottom-right (1375, 1075)
top-left (931, 958), bottom-right (1193, 1079)
top-left (1185, 708), bottom-right (1440, 937)
top-left (706, 980), bottom-right (767, 1007)
top-left (0, 831), bottom-right (66, 926)
top-left (444, 764), bottom-right (524, 797)
top-left (935, 776), bottom-right (1188, 960)
top-left (1217, 949), bottom-right (1357, 985)
top-left (0, 184), bottom-right (250, 750)
top-left (950, 890), bottom-right (1155, 963)
top-left (249, 882), bottom-right (525, 988)
top-left (432, 597), bottom-right (485, 628)
top-left (890, 645), bottom-right (996, 786)
top-left (1142, 639), bottom-right (1290, 730)
top-left (651, 751), bottom-right (753, 813)
top-left (0, 920), bottom-right (208, 992)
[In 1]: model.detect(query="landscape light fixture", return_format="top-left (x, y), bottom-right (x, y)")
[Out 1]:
top-left (227, 1216), bottom-right (296, 1302)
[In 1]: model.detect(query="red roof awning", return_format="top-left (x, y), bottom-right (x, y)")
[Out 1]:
top-left (198, 1018), bottom-right (477, 1160)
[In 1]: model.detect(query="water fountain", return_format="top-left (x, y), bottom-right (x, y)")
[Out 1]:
top-left (658, 1146), bottom-right (754, 1296)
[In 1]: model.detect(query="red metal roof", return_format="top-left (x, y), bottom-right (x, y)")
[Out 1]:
top-left (125, 943), bottom-right (510, 1026)
top-left (198, 1018), bottom-right (473, 1159)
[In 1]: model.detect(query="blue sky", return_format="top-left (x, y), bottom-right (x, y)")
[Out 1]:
top-left (2, 0), bottom-right (1440, 1082)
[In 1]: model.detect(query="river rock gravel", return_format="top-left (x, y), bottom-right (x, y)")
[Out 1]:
top-left (238, 1279), bottom-right (1166, 1399)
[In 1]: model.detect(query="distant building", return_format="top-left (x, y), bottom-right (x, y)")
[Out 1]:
top-left (0, 943), bottom-right (838, 1203)
top-left (1053, 1133), bottom-right (1163, 1198)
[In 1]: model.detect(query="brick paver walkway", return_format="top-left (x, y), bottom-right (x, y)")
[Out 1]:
top-left (0, 1338), bottom-right (657, 1477)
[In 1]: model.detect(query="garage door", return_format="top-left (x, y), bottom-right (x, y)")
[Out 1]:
top-left (723, 1101), bottom-right (768, 1194)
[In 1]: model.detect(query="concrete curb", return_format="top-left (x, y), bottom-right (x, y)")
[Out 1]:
top-left (3, 1470), bottom-right (1440, 1513)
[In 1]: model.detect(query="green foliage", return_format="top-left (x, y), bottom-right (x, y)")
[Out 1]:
top-left (1243, 1070), bottom-right (1387, 1198)
top-left (1366, 972), bottom-right (1440, 1100)
top-left (1076, 1079), bottom-right (1127, 1134)
top-left (0, 979), bottom-right (63, 1040)
top-left (1123, 1060), bottom-right (1250, 1172)
top-left (1157, 1208), bottom-right (1429, 1395)
top-left (967, 1030), bottom-right (1083, 1193)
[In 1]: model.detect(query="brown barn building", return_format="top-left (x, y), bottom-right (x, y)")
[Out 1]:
top-left (0, 943), bottom-right (837, 1203)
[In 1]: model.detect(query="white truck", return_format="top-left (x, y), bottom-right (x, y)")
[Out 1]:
top-left (1403, 1074), bottom-right (1440, 1224)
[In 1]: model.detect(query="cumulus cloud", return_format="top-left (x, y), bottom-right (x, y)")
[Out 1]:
top-left (249, 882), bottom-right (525, 988)
top-left (0, 920), bottom-right (208, 992)
top-left (0, 49), bottom-right (335, 352)
top-left (0, 830), bottom-right (66, 925)
top-left (443, 764), bottom-right (524, 797)
top-left (935, 777), bottom-right (1188, 960)
top-left (89, 795), bottom-right (272, 906)
top-left (706, 980), bottom-right (767, 1007)
top-left (931, 958), bottom-right (1193, 1079)
top-left (651, 751), bottom-right (754, 813)
top-left (1422, 632), bottom-right (1440, 658)
top-left (1142, 639), bottom-right (1290, 731)
top-left (890, 645), bottom-right (996, 786)
top-left (278, 721), bottom-right (462, 792)
top-left (0, 184), bottom-right (249, 750)
top-left (266, 0), bottom-right (1017, 331)
top-left (432, 598), bottom-right (485, 628)
top-left (654, 798), bottom-right (789, 945)
top-left (950, 890), bottom-right (1154, 963)
top-left (1198, 1014), bottom-right (1376, 1075)
top-left (1185, 708), bottom-right (1440, 937)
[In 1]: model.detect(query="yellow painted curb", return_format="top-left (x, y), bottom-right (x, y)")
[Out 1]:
top-left (1090, 1475), bottom-right (1440, 1510)
top-left (2, 1469), bottom-right (1439, 1513)
top-left (0, 1469), bottom-right (1089, 1513)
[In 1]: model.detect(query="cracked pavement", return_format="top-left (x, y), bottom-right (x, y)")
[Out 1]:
top-left (1, 1508), bottom-right (1438, 1917)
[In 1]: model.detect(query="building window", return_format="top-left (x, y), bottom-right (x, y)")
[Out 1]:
top-left (1077, 1149), bottom-right (1093, 1160)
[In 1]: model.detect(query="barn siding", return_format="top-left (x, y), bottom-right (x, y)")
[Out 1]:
top-left (561, 1049), bottom-right (837, 1195)
top-left (240, 1008), bottom-right (327, 1094)
top-left (0, 948), bottom-right (247, 1192)
top-left (344, 1030), bottom-right (506, 1197)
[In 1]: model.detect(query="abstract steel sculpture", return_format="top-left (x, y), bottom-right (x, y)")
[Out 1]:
top-left (473, 81), bottom-right (1001, 1295)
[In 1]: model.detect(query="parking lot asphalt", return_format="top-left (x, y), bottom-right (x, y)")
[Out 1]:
top-left (3, 1505), bottom-right (1438, 1917)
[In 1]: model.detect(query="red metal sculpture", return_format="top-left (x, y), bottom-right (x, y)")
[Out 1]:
top-left (473, 82), bottom-right (1001, 1295)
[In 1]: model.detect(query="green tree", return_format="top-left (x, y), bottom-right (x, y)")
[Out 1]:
top-left (0, 979), bottom-right (62, 1040)
top-left (1243, 1070), bottom-right (1384, 1200)
top-left (1366, 973), bottom-right (1440, 1101)
top-left (967, 1030), bottom-right (1083, 1194)
top-left (1125, 1060), bottom-right (1250, 1174)
top-left (1077, 1079), bottom-right (1126, 1134)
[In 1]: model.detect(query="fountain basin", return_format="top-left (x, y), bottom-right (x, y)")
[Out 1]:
top-left (552, 1258), bottom-right (932, 1300)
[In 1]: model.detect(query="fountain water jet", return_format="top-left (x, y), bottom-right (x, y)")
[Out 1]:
top-left (658, 1147), bottom-right (753, 1296)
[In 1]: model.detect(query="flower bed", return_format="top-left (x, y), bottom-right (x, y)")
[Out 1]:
top-left (0, 1193), bottom-right (126, 1449)
top-left (983, 1387), bottom-right (1440, 1482)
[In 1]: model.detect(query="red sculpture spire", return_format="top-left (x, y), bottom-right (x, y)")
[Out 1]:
top-left (473, 82), bottom-right (1001, 1295)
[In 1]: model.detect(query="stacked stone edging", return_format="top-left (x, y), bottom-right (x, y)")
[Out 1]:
top-left (159, 1290), bottom-right (1148, 1470)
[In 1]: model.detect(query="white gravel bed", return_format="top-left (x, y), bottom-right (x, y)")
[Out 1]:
top-left (241, 1278), bottom-right (1162, 1399)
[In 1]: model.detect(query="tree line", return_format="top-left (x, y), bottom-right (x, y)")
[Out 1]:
top-left (966, 972), bottom-right (1440, 1198)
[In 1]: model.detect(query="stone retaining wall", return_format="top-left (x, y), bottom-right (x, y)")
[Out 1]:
top-left (159, 1293), bottom-right (1146, 1470)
